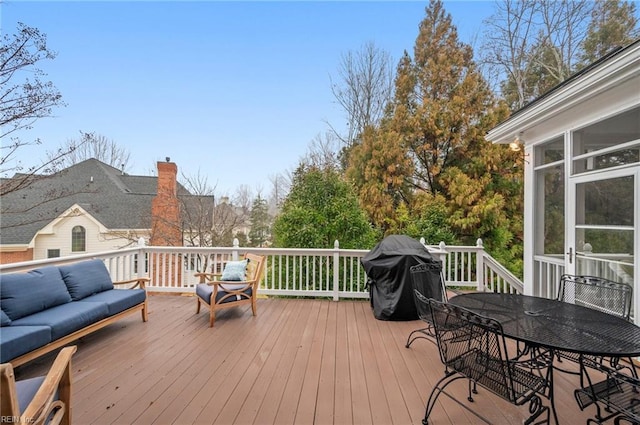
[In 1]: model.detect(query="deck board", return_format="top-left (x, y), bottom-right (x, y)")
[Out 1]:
top-left (13, 295), bottom-right (600, 425)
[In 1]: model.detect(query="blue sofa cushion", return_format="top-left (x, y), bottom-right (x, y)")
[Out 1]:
top-left (59, 259), bottom-right (114, 300)
top-left (0, 267), bottom-right (72, 320)
top-left (0, 310), bottom-right (11, 326)
top-left (196, 283), bottom-right (252, 305)
top-left (79, 289), bottom-right (146, 316)
top-left (11, 302), bottom-right (109, 340)
top-left (0, 326), bottom-right (52, 363)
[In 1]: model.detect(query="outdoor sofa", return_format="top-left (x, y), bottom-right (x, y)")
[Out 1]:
top-left (0, 259), bottom-right (148, 367)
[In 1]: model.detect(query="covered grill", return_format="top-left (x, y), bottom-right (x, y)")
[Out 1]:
top-left (361, 235), bottom-right (442, 321)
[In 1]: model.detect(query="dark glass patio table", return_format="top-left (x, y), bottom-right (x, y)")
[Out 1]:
top-left (449, 292), bottom-right (640, 424)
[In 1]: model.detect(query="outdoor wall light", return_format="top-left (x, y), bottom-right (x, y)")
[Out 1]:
top-left (509, 133), bottom-right (524, 152)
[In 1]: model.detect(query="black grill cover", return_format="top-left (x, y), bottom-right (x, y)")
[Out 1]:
top-left (361, 235), bottom-right (440, 321)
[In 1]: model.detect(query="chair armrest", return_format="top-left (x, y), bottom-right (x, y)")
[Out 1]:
top-left (207, 279), bottom-right (256, 289)
top-left (22, 345), bottom-right (77, 424)
top-left (194, 273), bottom-right (222, 284)
top-left (113, 277), bottom-right (149, 289)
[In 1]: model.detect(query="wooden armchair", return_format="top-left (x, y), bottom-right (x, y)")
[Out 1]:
top-left (0, 345), bottom-right (77, 425)
top-left (194, 253), bottom-right (266, 327)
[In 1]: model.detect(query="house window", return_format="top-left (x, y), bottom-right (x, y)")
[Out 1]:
top-left (535, 136), bottom-right (565, 256)
top-left (572, 106), bottom-right (640, 175)
top-left (72, 226), bottom-right (86, 252)
top-left (47, 249), bottom-right (60, 258)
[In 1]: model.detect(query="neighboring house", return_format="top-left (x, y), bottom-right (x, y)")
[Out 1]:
top-left (0, 158), bottom-right (215, 264)
top-left (486, 39), bottom-right (639, 308)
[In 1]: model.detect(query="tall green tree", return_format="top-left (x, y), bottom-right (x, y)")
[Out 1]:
top-left (248, 194), bottom-right (270, 247)
top-left (272, 165), bottom-right (378, 249)
top-left (579, 0), bottom-right (638, 66)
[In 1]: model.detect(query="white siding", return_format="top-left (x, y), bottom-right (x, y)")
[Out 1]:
top-left (33, 214), bottom-right (147, 260)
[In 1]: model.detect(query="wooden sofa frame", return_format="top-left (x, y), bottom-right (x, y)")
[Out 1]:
top-left (8, 278), bottom-right (148, 368)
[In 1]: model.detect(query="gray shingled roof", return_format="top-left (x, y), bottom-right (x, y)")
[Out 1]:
top-left (0, 158), bottom-right (208, 245)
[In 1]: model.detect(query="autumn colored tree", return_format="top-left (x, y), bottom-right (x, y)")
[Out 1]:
top-left (393, 193), bottom-right (458, 245)
top-left (394, 0), bottom-right (499, 195)
top-left (346, 0), bottom-right (524, 272)
top-left (345, 125), bottom-right (413, 233)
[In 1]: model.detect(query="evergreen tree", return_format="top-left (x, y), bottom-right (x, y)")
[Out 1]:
top-left (395, 0), bottom-right (497, 194)
top-left (579, 0), bottom-right (638, 67)
top-left (272, 165), bottom-right (378, 249)
top-left (347, 0), bottom-right (523, 272)
top-left (248, 195), bottom-right (270, 247)
top-left (345, 125), bottom-right (413, 233)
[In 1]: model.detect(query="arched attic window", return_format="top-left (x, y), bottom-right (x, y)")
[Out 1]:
top-left (72, 225), bottom-right (86, 252)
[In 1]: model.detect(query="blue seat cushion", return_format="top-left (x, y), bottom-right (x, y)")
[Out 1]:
top-left (59, 259), bottom-right (114, 300)
top-left (16, 376), bottom-right (47, 413)
top-left (78, 289), bottom-right (146, 316)
top-left (11, 302), bottom-right (109, 340)
top-left (196, 283), bottom-right (253, 305)
top-left (0, 266), bottom-right (72, 320)
top-left (0, 326), bottom-right (52, 363)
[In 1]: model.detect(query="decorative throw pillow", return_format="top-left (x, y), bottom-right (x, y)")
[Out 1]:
top-left (59, 259), bottom-right (114, 300)
top-left (0, 309), bottom-right (11, 327)
top-left (220, 259), bottom-right (249, 281)
top-left (0, 266), bottom-right (72, 320)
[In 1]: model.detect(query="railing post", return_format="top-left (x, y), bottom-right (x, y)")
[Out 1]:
top-left (333, 240), bottom-right (340, 301)
top-left (476, 238), bottom-right (485, 291)
top-left (437, 241), bottom-right (448, 280)
top-left (137, 237), bottom-right (146, 280)
top-left (232, 238), bottom-right (239, 260)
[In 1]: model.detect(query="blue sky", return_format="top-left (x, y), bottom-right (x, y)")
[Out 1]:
top-left (2, 1), bottom-right (494, 196)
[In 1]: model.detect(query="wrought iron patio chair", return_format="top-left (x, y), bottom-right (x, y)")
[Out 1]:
top-left (0, 346), bottom-right (77, 425)
top-left (405, 261), bottom-right (447, 348)
top-left (555, 274), bottom-right (636, 379)
top-left (423, 299), bottom-right (552, 425)
top-left (575, 361), bottom-right (640, 424)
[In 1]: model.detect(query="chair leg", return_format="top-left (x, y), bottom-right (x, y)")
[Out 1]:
top-left (423, 371), bottom-right (464, 424)
top-left (141, 299), bottom-right (148, 322)
top-left (209, 307), bottom-right (216, 327)
top-left (405, 327), bottom-right (435, 348)
top-left (251, 297), bottom-right (257, 316)
top-left (196, 298), bottom-right (201, 314)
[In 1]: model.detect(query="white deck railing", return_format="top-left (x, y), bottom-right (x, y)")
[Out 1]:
top-left (0, 239), bottom-right (524, 299)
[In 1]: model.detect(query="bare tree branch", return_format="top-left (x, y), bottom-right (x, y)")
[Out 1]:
top-left (328, 41), bottom-right (394, 147)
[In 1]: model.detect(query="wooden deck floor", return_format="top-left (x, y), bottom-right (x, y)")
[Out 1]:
top-left (15, 295), bottom-right (599, 425)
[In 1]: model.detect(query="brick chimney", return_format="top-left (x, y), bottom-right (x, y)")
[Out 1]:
top-left (150, 160), bottom-right (182, 247)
